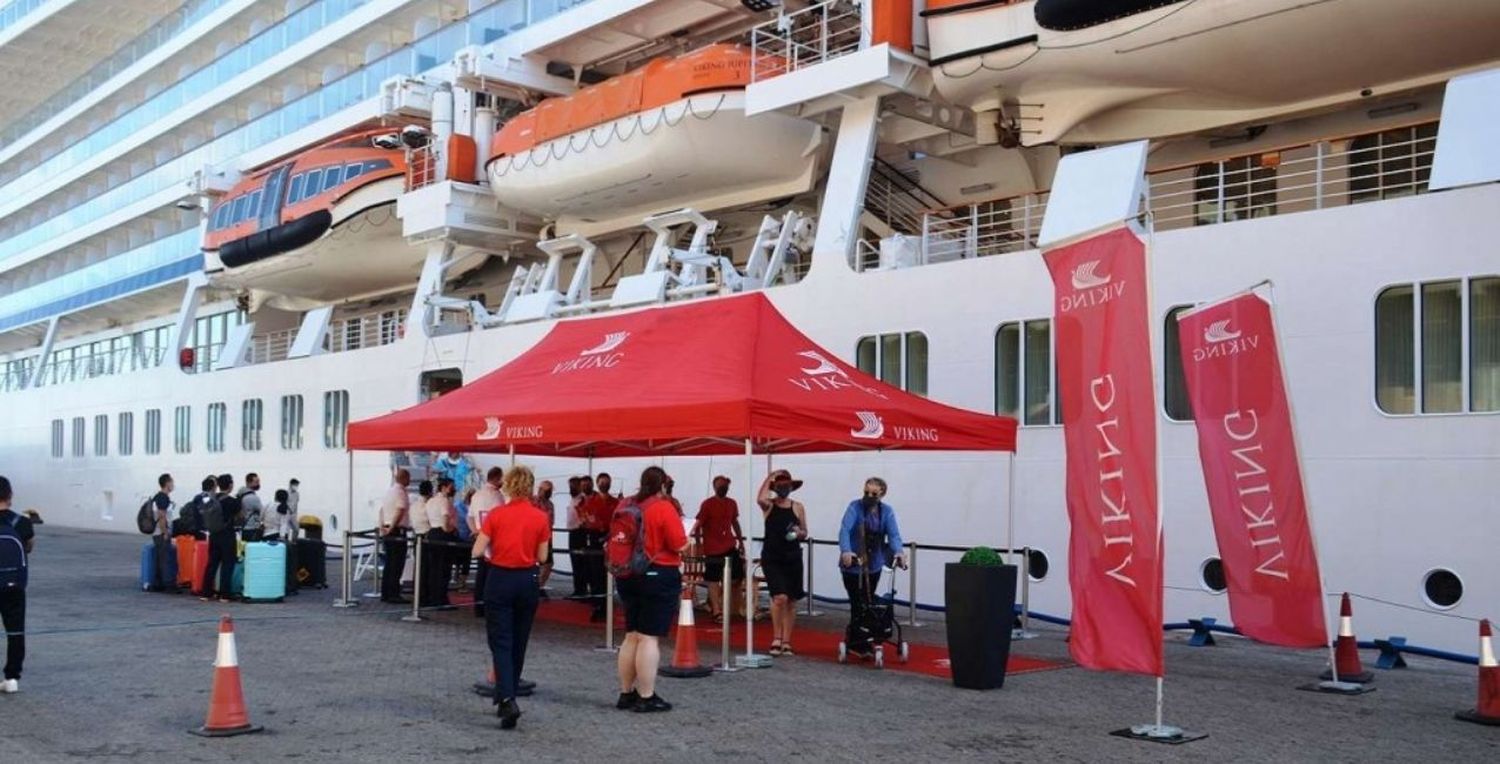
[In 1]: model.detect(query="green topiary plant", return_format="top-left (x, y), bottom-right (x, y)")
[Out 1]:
top-left (959, 546), bottom-right (1005, 566)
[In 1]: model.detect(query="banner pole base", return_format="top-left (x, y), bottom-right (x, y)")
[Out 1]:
top-left (1110, 723), bottom-right (1206, 745)
top-left (1011, 628), bottom-right (1036, 641)
top-left (331, 599), bottom-right (359, 609)
top-left (1298, 680), bottom-right (1376, 695)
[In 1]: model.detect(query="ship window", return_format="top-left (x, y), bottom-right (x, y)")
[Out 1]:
top-left (174, 405), bottom-right (191, 454)
top-left (281, 394), bottom-right (304, 450)
top-left (245, 190), bottom-right (262, 220)
top-left (1194, 154), bottom-right (1277, 225)
top-left (343, 163), bottom-right (363, 182)
top-left (1349, 123), bottom-right (1438, 203)
top-left (119, 412), bottom-right (133, 456)
top-left (51, 419), bottom-right (63, 459)
top-left (855, 332), bottom-right (929, 396)
top-left (1200, 558), bottom-right (1227, 594)
top-left (1163, 305), bottom-right (1194, 421)
top-left (1422, 568), bottom-right (1463, 609)
top-left (288, 173), bottom-right (306, 204)
top-left (1375, 277), bottom-right (1499, 415)
top-left (72, 417), bottom-right (85, 457)
top-left (94, 414), bottom-right (108, 457)
top-left (365, 159), bottom-right (392, 173)
top-left (211, 203), bottom-right (229, 230)
top-left (231, 195), bottom-right (249, 223)
top-left (241, 399), bottom-right (263, 451)
top-left (207, 402), bottom-right (227, 453)
top-left (996, 320), bottom-right (1059, 426)
top-left (323, 389), bottom-right (349, 449)
top-left (378, 310), bottom-right (406, 345)
top-left (322, 166), bottom-right (342, 194)
top-left (145, 409), bottom-right (162, 455)
top-left (299, 169), bottom-right (322, 200)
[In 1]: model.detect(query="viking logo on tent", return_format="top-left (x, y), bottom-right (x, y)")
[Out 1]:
top-left (581, 332), bottom-right (630, 356)
top-left (850, 411), bottom-right (885, 440)
top-left (1070, 260), bottom-right (1111, 290)
top-left (798, 350), bottom-right (847, 378)
top-left (1203, 319), bottom-right (1242, 343)
top-left (476, 417), bottom-right (503, 441)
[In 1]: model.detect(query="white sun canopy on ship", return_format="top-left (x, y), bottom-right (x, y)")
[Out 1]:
top-left (1036, 141), bottom-right (1148, 248)
top-left (1428, 66), bottom-right (1500, 192)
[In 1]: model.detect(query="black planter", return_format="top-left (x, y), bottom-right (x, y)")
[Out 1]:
top-left (944, 563), bottom-right (1018, 690)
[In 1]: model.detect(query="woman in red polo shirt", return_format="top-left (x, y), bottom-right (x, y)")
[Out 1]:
top-left (470, 465), bottom-right (550, 730)
top-left (615, 465), bottom-right (688, 713)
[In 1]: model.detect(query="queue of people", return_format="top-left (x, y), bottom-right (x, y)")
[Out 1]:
top-left (364, 456), bottom-right (904, 730)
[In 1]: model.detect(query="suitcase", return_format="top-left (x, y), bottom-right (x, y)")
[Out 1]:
top-left (190, 539), bottom-right (210, 594)
top-left (141, 538), bottom-right (177, 592)
top-left (295, 538), bottom-right (327, 589)
top-left (230, 559), bottom-right (244, 596)
top-left (242, 541), bottom-right (287, 602)
top-left (174, 536), bottom-right (197, 587)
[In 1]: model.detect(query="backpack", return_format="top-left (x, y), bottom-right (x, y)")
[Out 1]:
top-left (179, 495), bottom-right (205, 535)
top-left (0, 513), bottom-right (28, 591)
top-left (136, 496), bottom-right (158, 535)
top-left (203, 495), bottom-right (229, 534)
top-left (240, 491), bottom-right (260, 529)
top-left (606, 498), bottom-right (653, 579)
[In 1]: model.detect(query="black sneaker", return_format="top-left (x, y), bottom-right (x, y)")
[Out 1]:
top-left (616, 690), bottom-right (640, 710)
top-left (633, 694), bottom-right (672, 713)
top-left (519, 679), bottom-right (537, 693)
top-left (496, 698), bottom-right (521, 730)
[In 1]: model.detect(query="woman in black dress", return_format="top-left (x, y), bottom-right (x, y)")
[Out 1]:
top-left (758, 469), bottom-right (808, 657)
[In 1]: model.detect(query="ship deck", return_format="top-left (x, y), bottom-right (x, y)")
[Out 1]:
top-left (5, 527), bottom-right (1494, 762)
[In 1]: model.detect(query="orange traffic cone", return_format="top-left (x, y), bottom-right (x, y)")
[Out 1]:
top-left (188, 616), bottom-right (263, 737)
top-left (659, 587), bottom-right (712, 678)
top-left (1320, 593), bottom-right (1373, 684)
top-left (1456, 619), bottom-right (1500, 726)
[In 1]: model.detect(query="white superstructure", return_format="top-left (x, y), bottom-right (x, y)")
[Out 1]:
top-left (0, 0), bottom-right (1496, 652)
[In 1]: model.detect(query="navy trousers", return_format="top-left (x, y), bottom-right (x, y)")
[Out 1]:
top-left (483, 566), bottom-right (540, 702)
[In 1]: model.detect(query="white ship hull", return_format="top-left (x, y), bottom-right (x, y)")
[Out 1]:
top-left (5, 183), bottom-right (1495, 652)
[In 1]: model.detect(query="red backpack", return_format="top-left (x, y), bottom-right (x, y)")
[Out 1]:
top-left (606, 498), bottom-right (653, 579)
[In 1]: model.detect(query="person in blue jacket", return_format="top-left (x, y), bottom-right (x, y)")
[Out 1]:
top-left (837, 477), bottom-right (906, 657)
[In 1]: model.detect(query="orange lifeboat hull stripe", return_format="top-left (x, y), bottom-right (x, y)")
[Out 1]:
top-left (488, 44), bottom-right (777, 163)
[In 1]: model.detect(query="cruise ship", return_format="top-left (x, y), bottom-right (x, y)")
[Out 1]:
top-left (0, 0), bottom-right (1496, 652)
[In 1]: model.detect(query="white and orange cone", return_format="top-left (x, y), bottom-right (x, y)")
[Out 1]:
top-left (1456, 619), bottom-right (1500, 726)
top-left (1320, 593), bottom-right (1373, 684)
top-left (188, 616), bottom-right (264, 737)
top-left (660, 588), bottom-right (712, 678)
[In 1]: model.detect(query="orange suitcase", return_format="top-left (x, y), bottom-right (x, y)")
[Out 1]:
top-left (174, 536), bottom-right (196, 587)
top-left (190, 539), bottom-right (210, 593)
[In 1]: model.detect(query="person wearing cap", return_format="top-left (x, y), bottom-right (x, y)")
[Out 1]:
top-left (693, 476), bottom-right (745, 624)
top-left (757, 469), bottom-right (808, 657)
top-left (471, 465), bottom-right (550, 730)
top-left (838, 477), bottom-right (907, 658)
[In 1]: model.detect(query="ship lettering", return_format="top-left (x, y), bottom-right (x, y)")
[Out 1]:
top-left (891, 425), bottom-right (940, 442)
top-left (1193, 335), bottom-right (1260, 362)
top-left (552, 352), bottom-right (624, 374)
top-left (1223, 409), bottom-right (1289, 581)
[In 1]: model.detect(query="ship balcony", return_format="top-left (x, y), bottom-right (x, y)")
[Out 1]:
top-left (857, 122), bottom-right (1440, 272)
top-left (745, 0), bottom-right (930, 117)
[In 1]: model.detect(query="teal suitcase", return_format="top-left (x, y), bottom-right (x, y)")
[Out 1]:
top-left (242, 541), bottom-right (287, 602)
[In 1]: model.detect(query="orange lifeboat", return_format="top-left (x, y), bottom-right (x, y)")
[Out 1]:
top-left (203, 130), bottom-right (412, 304)
top-left (486, 44), bottom-right (822, 235)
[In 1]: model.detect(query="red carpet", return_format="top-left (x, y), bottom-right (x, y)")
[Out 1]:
top-left (485, 597), bottom-right (1065, 680)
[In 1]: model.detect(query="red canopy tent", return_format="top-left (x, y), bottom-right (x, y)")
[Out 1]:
top-left (342, 293), bottom-right (1017, 658)
top-left (347, 292), bottom-right (1016, 455)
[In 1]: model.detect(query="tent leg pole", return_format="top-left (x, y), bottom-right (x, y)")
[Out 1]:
top-left (1006, 452), bottom-right (1016, 565)
top-left (334, 450), bottom-right (357, 608)
top-left (509, 444), bottom-right (516, 468)
top-left (735, 439), bottom-right (770, 669)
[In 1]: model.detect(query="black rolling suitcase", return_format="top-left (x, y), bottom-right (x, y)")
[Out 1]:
top-left (295, 538), bottom-right (327, 589)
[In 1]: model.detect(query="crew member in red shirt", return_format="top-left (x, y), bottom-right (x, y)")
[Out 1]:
top-left (579, 472), bottom-right (618, 621)
top-left (692, 475), bottom-right (745, 623)
top-left (471, 465), bottom-right (550, 730)
top-left (615, 466), bottom-right (688, 713)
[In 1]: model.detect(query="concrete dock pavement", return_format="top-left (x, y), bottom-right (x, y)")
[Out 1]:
top-left (2, 527), bottom-right (1495, 762)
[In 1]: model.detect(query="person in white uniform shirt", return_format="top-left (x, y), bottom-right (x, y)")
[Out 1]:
top-left (468, 467), bottom-right (504, 618)
top-left (379, 468), bottom-right (412, 604)
top-left (423, 478), bottom-right (459, 608)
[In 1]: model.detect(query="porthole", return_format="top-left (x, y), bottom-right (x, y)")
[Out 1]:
top-left (1025, 549), bottom-right (1049, 582)
top-left (1422, 568), bottom-right (1463, 610)
top-left (1199, 557), bottom-right (1227, 594)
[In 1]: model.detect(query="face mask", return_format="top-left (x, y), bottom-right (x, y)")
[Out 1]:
top-left (861, 494), bottom-right (880, 509)
top-left (714, 485), bottom-right (729, 498)
top-left (540, 490), bottom-right (552, 500)
top-left (772, 484), bottom-right (792, 499)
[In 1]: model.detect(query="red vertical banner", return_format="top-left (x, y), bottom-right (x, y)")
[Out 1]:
top-left (1176, 292), bottom-right (1326, 648)
top-left (1044, 226), bottom-right (1164, 676)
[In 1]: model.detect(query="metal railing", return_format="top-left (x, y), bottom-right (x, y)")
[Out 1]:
top-left (750, 0), bottom-right (866, 82)
top-left (895, 124), bottom-right (1438, 272)
top-left (247, 308), bottom-right (407, 366)
top-left (29, 345), bottom-right (171, 388)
